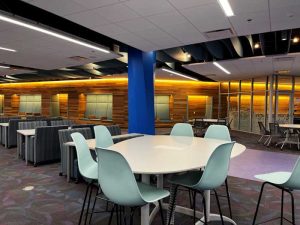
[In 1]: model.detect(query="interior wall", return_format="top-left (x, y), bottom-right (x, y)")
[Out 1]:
top-left (0, 77), bottom-right (219, 128)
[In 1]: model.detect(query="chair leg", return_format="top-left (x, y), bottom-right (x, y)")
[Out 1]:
top-left (285, 189), bottom-right (295, 225)
top-left (193, 191), bottom-right (197, 224)
top-left (252, 182), bottom-right (268, 225)
top-left (224, 178), bottom-right (233, 219)
top-left (84, 182), bottom-right (94, 225)
top-left (78, 182), bottom-right (91, 225)
top-left (214, 190), bottom-right (224, 225)
top-left (129, 207), bottom-right (136, 225)
top-left (200, 192), bottom-right (208, 225)
top-left (108, 205), bottom-right (115, 225)
top-left (281, 189), bottom-right (284, 225)
top-left (158, 200), bottom-right (165, 225)
top-left (89, 185), bottom-right (101, 224)
top-left (167, 185), bottom-right (178, 225)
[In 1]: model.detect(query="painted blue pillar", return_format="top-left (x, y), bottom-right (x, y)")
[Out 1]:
top-left (128, 47), bottom-right (156, 135)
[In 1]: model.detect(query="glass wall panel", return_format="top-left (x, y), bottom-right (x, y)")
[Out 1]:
top-left (19, 94), bottom-right (41, 114)
top-left (50, 94), bottom-right (68, 118)
top-left (188, 95), bottom-right (213, 120)
top-left (85, 94), bottom-right (113, 120)
top-left (228, 94), bottom-right (239, 130)
top-left (253, 77), bottom-right (267, 92)
top-left (154, 95), bottom-right (170, 121)
top-left (230, 81), bottom-right (240, 93)
top-left (277, 76), bottom-right (292, 91)
top-left (276, 94), bottom-right (291, 123)
top-left (241, 80), bottom-right (252, 93)
top-left (240, 94), bottom-right (251, 132)
top-left (220, 82), bottom-right (229, 93)
top-left (219, 94), bottom-right (228, 119)
top-left (252, 93), bottom-right (266, 133)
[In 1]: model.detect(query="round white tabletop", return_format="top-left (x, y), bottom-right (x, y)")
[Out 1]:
top-left (109, 135), bottom-right (246, 175)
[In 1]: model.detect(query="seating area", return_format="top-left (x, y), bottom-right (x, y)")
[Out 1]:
top-left (1, 1), bottom-right (300, 224)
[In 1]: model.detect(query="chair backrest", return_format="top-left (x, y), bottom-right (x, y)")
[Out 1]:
top-left (96, 147), bottom-right (145, 206)
top-left (170, 123), bottom-right (194, 137)
top-left (193, 142), bottom-right (235, 190)
top-left (71, 124), bottom-right (96, 137)
top-left (50, 120), bottom-right (73, 126)
top-left (193, 118), bottom-right (204, 128)
top-left (106, 125), bottom-right (122, 136)
top-left (94, 125), bottom-right (114, 148)
top-left (8, 119), bottom-right (33, 147)
top-left (269, 122), bottom-right (278, 135)
top-left (204, 125), bottom-right (231, 141)
top-left (71, 133), bottom-right (97, 178)
top-left (18, 120), bottom-right (47, 130)
top-left (258, 121), bottom-right (267, 134)
top-left (284, 156), bottom-right (300, 189)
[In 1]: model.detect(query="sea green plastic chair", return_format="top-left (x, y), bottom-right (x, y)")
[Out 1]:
top-left (71, 132), bottom-right (99, 225)
top-left (168, 142), bottom-right (235, 225)
top-left (96, 147), bottom-right (170, 225)
top-left (94, 125), bottom-right (114, 148)
top-left (252, 157), bottom-right (300, 225)
top-left (204, 124), bottom-right (233, 218)
top-left (170, 123), bottom-right (194, 137)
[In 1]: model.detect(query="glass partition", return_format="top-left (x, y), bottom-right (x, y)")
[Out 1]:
top-left (240, 94), bottom-right (251, 132)
top-left (228, 94), bottom-right (239, 130)
top-left (19, 94), bottom-right (41, 114)
top-left (50, 94), bottom-right (68, 118)
top-left (241, 80), bottom-right (252, 93)
top-left (252, 93), bottom-right (266, 133)
top-left (154, 95), bottom-right (170, 121)
top-left (277, 76), bottom-right (292, 91)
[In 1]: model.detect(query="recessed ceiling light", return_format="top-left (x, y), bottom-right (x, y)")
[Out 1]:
top-left (0, 65), bottom-right (10, 69)
top-left (0, 46), bottom-right (16, 52)
top-left (254, 43), bottom-right (260, 49)
top-left (213, 62), bottom-right (231, 74)
top-left (293, 37), bottom-right (299, 43)
top-left (162, 68), bottom-right (198, 81)
top-left (281, 31), bottom-right (287, 41)
top-left (217, 0), bottom-right (234, 17)
top-left (0, 14), bottom-right (110, 54)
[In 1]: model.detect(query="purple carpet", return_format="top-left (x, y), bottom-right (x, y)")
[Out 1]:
top-left (229, 149), bottom-right (299, 181)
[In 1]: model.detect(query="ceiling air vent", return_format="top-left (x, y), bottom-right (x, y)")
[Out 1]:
top-left (69, 56), bottom-right (88, 61)
top-left (204, 28), bottom-right (234, 40)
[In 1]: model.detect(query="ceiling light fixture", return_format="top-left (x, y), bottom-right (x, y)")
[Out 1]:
top-left (213, 62), bottom-right (231, 74)
top-left (0, 46), bottom-right (16, 52)
top-left (293, 37), bottom-right (299, 43)
top-left (0, 14), bottom-right (110, 54)
top-left (0, 65), bottom-right (10, 69)
top-left (281, 31), bottom-right (287, 41)
top-left (162, 68), bottom-right (198, 81)
top-left (217, 0), bottom-right (234, 17)
top-left (254, 43), bottom-right (260, 49)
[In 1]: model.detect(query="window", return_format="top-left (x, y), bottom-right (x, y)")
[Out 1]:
top-left (155, 95), bottom-right (170, 121)
top-left (85, 94), bottom-right (112, 120)
top-left (19, 94), bottom-right (41, 114)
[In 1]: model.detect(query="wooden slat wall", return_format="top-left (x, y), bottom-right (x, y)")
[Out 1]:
top-left (0, 78), bottom-right (220, 128)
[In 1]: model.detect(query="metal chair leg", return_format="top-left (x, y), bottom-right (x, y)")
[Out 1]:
top-left (108, 205), bottom-right (115, 225)
top-left (252, 182), bottom-right (268, 225)
top-left (224, 178), bottom-right (233, 219)
top-left (89, 185), bottom-right (101, 224)
top-left (84, 183), bottom-right (94, 225)
top-left (285, 189), bottom-right (295, 225)
top-left (200, 192), bottom-right (208, 225)
top-left (158, 200), bottom-right (165, 225)
top-left (78, 182), bottom-right (91, 225)
top-left (214, 190), bottom-right (224, 225)
top-left (193, 191), bottom-right (196, 224)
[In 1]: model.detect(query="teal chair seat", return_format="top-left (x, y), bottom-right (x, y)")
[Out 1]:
top-left (167, 142), bottom-right (235, 225)
top-left (255, 172), bottom-right (291, 185)
top-left (97, 147), bottom-right (170, 225)
top-left (137, 182), bottom-right (170, 203)
top-left (253, 157), bottom-right (300, 225)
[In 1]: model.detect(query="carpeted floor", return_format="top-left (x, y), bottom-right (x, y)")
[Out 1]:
top-left (0, 130), bottom-right (299, 225)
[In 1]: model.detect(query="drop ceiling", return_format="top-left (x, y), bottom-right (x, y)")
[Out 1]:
top-left (23, 0), bottom-right (300, 51)
top-left (0, 15), bottom-right (119, 70)
top-left (184, 53), bottom-right (300, 81)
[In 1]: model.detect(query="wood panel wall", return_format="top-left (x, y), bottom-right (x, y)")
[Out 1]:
top-left (0, 78), bottom-right (220, 128)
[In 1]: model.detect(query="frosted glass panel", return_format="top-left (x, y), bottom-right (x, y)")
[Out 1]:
top-left (19, 94), bottom-right (41, 114)
top-left (85, 94), bottom-right (113, 120)
top-left (155, 95), bottom-right (170, 120)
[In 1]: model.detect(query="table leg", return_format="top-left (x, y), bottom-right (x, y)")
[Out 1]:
top-left (4, 127), bottom-right (8, 148)
top-left (25, 136), bottom-right (29, 165)
top-left (141, 174), bottom-right (150, 225)
top-left (67, 145), bottom-right (71, 182)
top-left (17, 133), bottom-right (21, 159)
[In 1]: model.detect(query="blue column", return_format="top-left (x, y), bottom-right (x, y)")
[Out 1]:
top-left (128, 47), bottom-right (156, 135)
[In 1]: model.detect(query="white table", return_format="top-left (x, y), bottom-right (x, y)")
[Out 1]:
top-left (279, 124), bottom-right (300, 129)
top-left (107, 135), bottom-right (245, 225)
top-left (17, 129), bottom-right (35, 165)
top-left (278, 124), bottom-right (300, 149)
top-left (0, 123), bottom-right (9, 148)
top-left (64, 133), bottom-right (143, 182)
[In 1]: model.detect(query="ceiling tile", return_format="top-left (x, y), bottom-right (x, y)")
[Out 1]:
top-left (117, 18), bottom-right (157, 33)
top-left (93, 3), bottom-right (140, 22)
top-left (180, 3), bottom-right (231, 32)
top-left (65, 10), bottom-right (111, 29)
top-left (270, 5), bottom-right (300, 31)
top-left (125, 0), bottom-right (174, 16)
top-left (72, 0), bottom-right (120, 10)
top-left (93, 24), bottom-right (128, 37)
top-left (29, 0), bottom-right (86, 16)
top-left (168, 0), bottom-right (213, 10)
top-left (229, 10), bottom-right (270, 36)
top-left (229, 0), bottom-right (269, 15)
